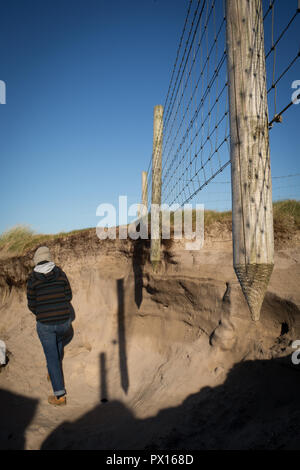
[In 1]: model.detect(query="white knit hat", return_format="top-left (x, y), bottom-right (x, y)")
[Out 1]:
top-left (33, 246), bottom-right (52, 265)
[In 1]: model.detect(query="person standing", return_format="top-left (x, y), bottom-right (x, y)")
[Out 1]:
top-left (26, 246), bottom-right (72, 406)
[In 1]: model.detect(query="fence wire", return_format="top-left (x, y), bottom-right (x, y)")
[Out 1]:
top-left (199, 172), bottom-right (300, 212)
top-left (264, 0), bottom-right (300, 127)
top-left (145, 0), bottom-right (300, 210)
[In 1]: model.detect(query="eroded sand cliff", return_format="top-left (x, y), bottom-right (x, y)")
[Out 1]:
top-left (0, 224), bottom-right (299, 449)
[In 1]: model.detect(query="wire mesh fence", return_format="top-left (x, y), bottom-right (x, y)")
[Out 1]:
top-left (264, 0), bottom-right (300, 127)
top-left (145, 0), bottom-right (300, 211)
top-left (198, 172), bottom-right (300, 213)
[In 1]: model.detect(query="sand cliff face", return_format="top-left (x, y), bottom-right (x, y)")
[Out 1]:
top-left (0, 228), bottom-right (300, 449)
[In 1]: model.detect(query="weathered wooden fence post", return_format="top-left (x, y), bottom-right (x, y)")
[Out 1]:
top-left (151, 105), bottom-right (163, 270)
top-left (137, 171), bottom-right (148, 219)
top-left (226, 0), bottom-right (274, 320)
top-left (141, 171), bottom-right (148, 215)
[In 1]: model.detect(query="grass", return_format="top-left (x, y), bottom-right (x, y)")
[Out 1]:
top-left (273, 199), bottom-right (300, 231)
top-left (0, 224), bottom-right (92, 256)
top-left (160, 208), bottom-right (232, 234)
top-left (0, 199), bottom-right (299, 256)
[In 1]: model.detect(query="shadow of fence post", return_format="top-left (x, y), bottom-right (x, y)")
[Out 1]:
top-left (100, 352), bottom-right (108, 403)
top-left (117, 278), bottom-right (129, 394)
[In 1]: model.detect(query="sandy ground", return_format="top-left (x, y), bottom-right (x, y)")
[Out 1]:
top-left (0, 230), bottom-right (300, 450)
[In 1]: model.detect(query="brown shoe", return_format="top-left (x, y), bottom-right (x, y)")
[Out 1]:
top-left (48, 395), bottom-right (67, 406)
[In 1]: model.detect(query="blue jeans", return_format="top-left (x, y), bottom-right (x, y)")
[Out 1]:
top-left (37, 318), bottom-right (71, 396)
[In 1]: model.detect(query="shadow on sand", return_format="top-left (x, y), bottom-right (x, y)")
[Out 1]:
top-left (62, 302), bottom-right (76, 351)
top-left (0, 389), bottom-right (38, 450)
top-left (1, 353), bottom-right (300, 449)
top-left (132, 236), bottom-right (149, 309)
top-left (37, 354), bottom-right (300, 450)
top-left (117, 278), bottom-right (129, 394)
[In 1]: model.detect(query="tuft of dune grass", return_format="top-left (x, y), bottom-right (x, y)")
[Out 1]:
top-left (0, 225), bottom-right (37, 254)
top-left (273, 199), bottom-right (300, 232)
top-left (0, 224), bottom-right (92, 257)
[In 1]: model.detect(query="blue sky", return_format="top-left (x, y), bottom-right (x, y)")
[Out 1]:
top-left (0, 0), bottom-right (299, 234)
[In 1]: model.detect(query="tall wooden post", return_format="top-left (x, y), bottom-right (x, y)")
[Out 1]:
top-left (142, 171), bottom-right (148, 215)
top-left (137, 171), bottom-right (148, 219)
top-left (226, 0), bottom-right (274, 321)
top-left (151, 105), bottom-right (163, 270)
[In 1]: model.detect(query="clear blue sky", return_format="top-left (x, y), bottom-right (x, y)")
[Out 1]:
top-left (0, 0), bottom-right (299, 234)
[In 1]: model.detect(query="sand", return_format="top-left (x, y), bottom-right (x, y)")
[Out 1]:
top-left (0, 228), bottom-right (300, 450)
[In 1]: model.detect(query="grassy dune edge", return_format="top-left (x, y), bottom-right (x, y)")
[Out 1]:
top-left (0, 199), bottom-right (299, 257)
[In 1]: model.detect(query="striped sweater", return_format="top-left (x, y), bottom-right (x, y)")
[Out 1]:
top-left (27, 265), bottom-right (72, 324)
